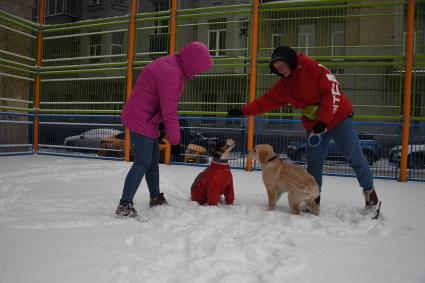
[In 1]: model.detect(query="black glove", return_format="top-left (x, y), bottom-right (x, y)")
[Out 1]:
top-left (171, 144), bottom-right (182, 156)
top-left (312, 121), bottom-right (327, 134)
top-left (228, 108), bottom-right (244, 117)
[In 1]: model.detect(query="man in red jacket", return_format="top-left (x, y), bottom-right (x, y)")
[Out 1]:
top-left (228, 46), bottom-right (381, 219)
top-left (191, 139), bottom-right (235, 206)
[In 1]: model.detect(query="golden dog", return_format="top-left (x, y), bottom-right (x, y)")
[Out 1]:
top-left (248, 144), bottom-right (320, 216)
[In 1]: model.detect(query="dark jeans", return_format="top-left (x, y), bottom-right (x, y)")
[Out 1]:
top-left (121, 131), bottom-right (160, 202)
top-left (307, 117), bottom-right (374, 192)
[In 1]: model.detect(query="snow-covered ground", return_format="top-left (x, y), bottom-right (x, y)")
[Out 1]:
top-left (1, 155), bottom-right (425, 283)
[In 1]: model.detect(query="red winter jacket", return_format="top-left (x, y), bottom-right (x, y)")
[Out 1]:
top-left (191, 161), bottom-right (235, 206)
top-left (242, 54), bottom-right (353, 131)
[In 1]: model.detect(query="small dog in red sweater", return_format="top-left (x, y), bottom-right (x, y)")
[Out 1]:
top-left (191, 139), bottom-right (236, 206)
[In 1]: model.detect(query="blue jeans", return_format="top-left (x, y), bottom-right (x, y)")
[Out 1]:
top-left (121, 131), bottom-right (160, 202)
top-left (307, 117), bottom-right (374, 192)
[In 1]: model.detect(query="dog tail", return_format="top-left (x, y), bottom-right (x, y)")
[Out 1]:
top-left (303, 184), bottom-right (320, 198)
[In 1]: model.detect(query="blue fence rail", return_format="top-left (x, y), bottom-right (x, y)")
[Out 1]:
top-left (1, 113), bottom-right (424, 181)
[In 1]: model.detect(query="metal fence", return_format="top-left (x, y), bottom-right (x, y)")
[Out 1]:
top-left (0, 112), bottom-right (33, 155)
top-left (37, 114), bottom-right (124, 159)
top-left (0, 10), bottom-right (36, 155)
top-left (0, 0), bottom-right (424, 181)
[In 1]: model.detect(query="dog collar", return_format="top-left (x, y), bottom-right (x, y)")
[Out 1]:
top-left (267, 155), bottom-right (278, 163)
top-left (213, 158), bottom-right (229, 164)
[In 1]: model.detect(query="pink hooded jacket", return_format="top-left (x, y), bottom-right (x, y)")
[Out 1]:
top-left (121, 41), bottom-right (213, 145)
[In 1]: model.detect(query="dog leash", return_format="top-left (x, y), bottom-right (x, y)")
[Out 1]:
top-left (307, 129), bottom-right (327, 148)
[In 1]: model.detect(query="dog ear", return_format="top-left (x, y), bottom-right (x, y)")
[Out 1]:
top-left (258, 151), bottom-right (269, 164)
top-left (212, 140), bottom-right (226, 159)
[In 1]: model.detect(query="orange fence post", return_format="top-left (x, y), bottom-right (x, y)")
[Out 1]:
top-left (246, 0), bottom-right (259, 171)
top-left (162, 0), bottom-right (178, 165)
top-left (400, 0), bottom-right (416, 182)
top-left (169, 0), bottom-right (177, 55)
top-left (164, 141), bottom-right (171, 165)
top-left (34, 0), bottom-right (45, 153)
top-left (124, 0), bottom-right (137, 162)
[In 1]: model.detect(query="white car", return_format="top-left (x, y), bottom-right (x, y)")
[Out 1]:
top-left (64, 128), bottom-right (122, 151)
top-left (388, 142), bottom-right (425, 169)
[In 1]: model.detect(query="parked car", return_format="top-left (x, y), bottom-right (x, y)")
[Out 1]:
top-left (64, 128), bottom-right (122, 152)
top-left (388, 138), bottom-right (425, 169)
top-left (286, 135), bottom-right (381, 165)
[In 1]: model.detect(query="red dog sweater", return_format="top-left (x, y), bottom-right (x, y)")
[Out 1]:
top-left (191, 161), bottom-right (235, 206)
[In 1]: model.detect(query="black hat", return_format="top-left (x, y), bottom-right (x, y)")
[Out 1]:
top-left (269, 46), bottom-right (298, 76)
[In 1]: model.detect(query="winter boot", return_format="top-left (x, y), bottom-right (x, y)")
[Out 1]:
top-left (149, 193), bottom-right (168, 207)
top-left (363, 189), bottom-right (381, 220)
top-left (116, 200), bottom-right (138, 218)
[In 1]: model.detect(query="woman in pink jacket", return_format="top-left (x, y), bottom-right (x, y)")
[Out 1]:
top-left (116, 41), bottom-right (213, 218)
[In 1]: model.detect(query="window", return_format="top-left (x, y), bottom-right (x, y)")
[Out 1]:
top-left (111, 32), bottom-right (124, 62)
top-left (209, 18), bottom-right (226, 57)
top-left (113, 0), bottom-right (127, 5)
top-left (90, 0), bottom-right (104, 5)
top-left (239, 18), bottom-right (249, 59)
top-left (149, 2), bottom-right (169, 57)
top-left (89, 34), bottom-right (102, 63)
top-left (36, 0), bottom-right (76, 19)
top-left (272, 34), bottom-right (283, 48)
top-left (332, 23), bottom-right (345, 56)
top-left (45, 0), bottom-right (64, 15)
top-left (67, 0), bottom-right (77, 15)
top-left (298, 24), bottom-right (315, 56)
top-left (154, 2), bottom-right (169, 34)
